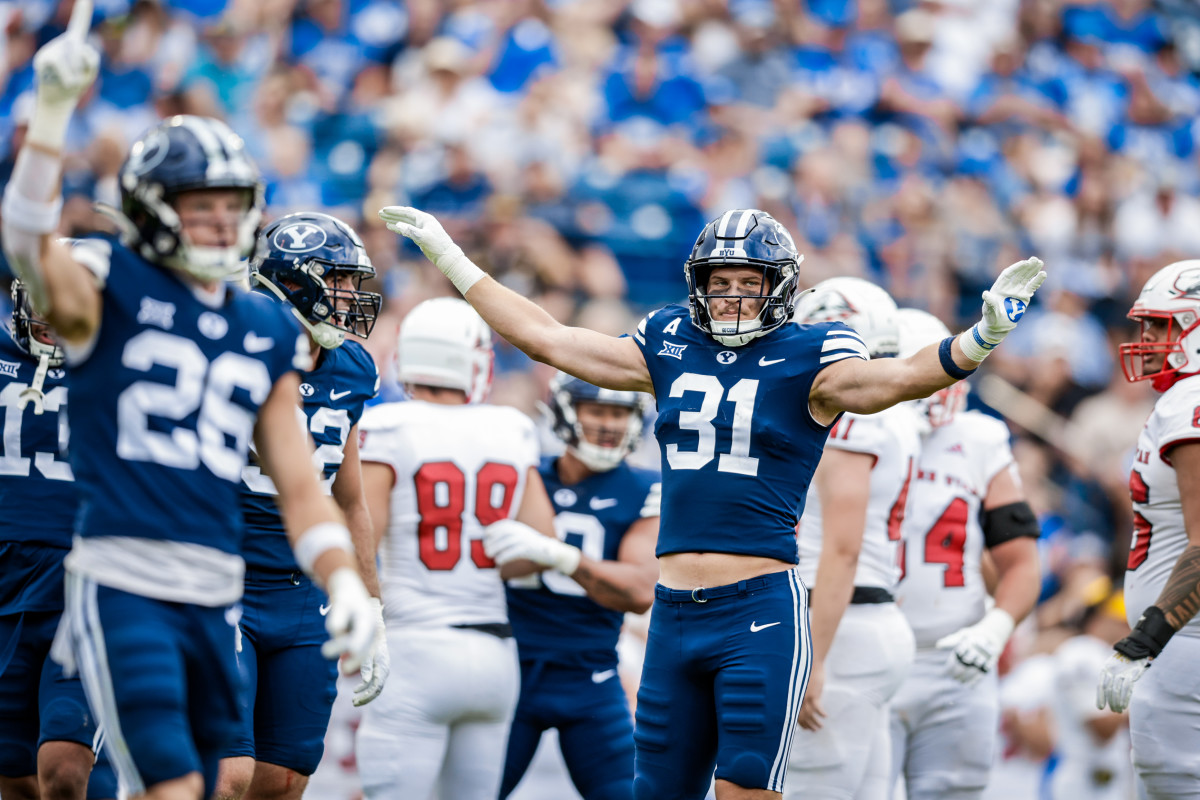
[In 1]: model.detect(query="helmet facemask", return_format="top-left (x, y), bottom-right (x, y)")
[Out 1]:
top-left (685, 210), bottom-right (802, 347)
top-left (253, 259), bottom-right (381, 350)
top-left (559, 397), bottom-right (646, 472)
top-left (1120, 310), bottom-right (1199, 390)
top-left (10, 281), bottom-right (64, 414)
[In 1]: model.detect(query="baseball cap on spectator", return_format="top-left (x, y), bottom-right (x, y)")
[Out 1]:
top-left (425, 37), bottom-right (470, 75)
top-left (895, 9), bottom-right (936, 46)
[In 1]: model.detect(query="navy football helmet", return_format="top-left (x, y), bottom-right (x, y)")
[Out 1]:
top-left (116, 115), bottom-right (263, 282)
top-left (251, 212), bottom-right (381, 349)
top-left (684, 209), bottom-right (803, 346)
top-left (547, 371), bottom-right (647, 472)
top-left (10, 279), bottom-right (63, 367)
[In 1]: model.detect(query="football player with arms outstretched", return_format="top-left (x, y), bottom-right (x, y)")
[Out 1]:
top-left (1097, 260), bottom-right (1200, 799)
top-left (0, 276), bottom-right (116, 800)
top-left (496, 372), bottom-right (660, 800)
top-left (215, 212), bottom-right (385, 800)
top-left (888, 309), bottom-right (1041, 800)
top-left (379, 204), bottom-right (1045, 800)
top-left (0, 14), bottom-right (377, 800)
top-left (354, 298), bottom-right (557, 799)
top-left (786, 279), bottom-right (920, 800)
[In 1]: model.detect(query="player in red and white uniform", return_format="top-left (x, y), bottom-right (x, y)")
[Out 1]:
top-left (354, 298), bottom-right (557, 799)
top-left (786, 279), bottom-right (920, 800)
top-left (889, 308), bottom-right (1041, 800)
top-left (1097, 260), bottom-right (1200, 799)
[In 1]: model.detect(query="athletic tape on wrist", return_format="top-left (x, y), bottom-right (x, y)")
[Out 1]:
top-left (2, 185), bottom-right (63, 235)
top-left (938, 336), bottom-right (977, 380)
top-left (441, 250), bottom-right (486, 295)
top-left (294, 522), bottom-right (354, 577)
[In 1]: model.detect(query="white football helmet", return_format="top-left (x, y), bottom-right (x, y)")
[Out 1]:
top-left (898, 308), bottom-right (966, 428)
top-left (794, 277), bottom-right (899, 357)
top-left (1121, 260), bottom-right (1200, 391)
top-left (397, 298), bottom-right (493, 403)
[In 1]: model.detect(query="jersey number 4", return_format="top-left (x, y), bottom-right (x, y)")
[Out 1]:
top-left (902, 497), bottom-right (969, 587)
top-left (414, 461), bottom-right (519, 571)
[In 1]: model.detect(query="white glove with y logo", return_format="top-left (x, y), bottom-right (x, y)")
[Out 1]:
top-left (29, 0), bottom-right (99, 151)
top-left (959, 258), bottom-right (1046, 362)
top-left (378, 206), bottom-right (484, 294)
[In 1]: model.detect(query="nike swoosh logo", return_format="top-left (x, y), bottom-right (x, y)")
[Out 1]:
top-left (750, 621), bottom-right (781, 632)
top-left (591, 669), bottom-right (617, 683)
top-left (330, 389), bottom-right (352, 401)
top-left (758, 357), bottom-right (785, 367)
top-left (319, 604), bottom-right (331, 616)
top-left (589, 497), bottom-right (618, 510)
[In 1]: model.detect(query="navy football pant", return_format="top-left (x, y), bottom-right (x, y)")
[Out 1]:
top-left (62, 573), bottom-right (242, 798)
top-left (0, 610), bottom-right (117, 798)
top-left (501, 659), bottom-right (635, 800)
top-left (633, 568), bottom-right (810, 799)
top-left (224, 570), bottom-right (337, 776)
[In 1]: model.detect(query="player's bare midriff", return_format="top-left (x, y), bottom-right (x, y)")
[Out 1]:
top-left (657, 551), bottom-right (795, 590)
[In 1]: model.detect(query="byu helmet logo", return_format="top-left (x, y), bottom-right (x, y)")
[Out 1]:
top-left (1003, 297), bottom-right (1027, 322)
top-left (273, 223), bottom-right (327, 253)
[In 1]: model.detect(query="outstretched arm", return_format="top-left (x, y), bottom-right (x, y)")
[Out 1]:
top-left (379, 206), bottom-right (652, 394)
top-left (0, 0), bottom-right (101, 343)
top-left (809, 258), bottom-right (1046, 425)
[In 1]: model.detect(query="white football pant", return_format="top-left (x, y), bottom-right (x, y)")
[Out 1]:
top-left (890, 648), bottom-right (998, 800)
top-left (1130, 635), bottom-right (1200, 799)
top-left (786, 602), bottom-right (915, 800)
top-left (356, 627), bottom-right (520, 799)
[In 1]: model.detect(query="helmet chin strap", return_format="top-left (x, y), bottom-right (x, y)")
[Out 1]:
top-left (17, 352), bottom-right (52, 414)
top-left (251, 273), bottom-right (345, 350)
top-left (570, 441), bottom-right (624, 472)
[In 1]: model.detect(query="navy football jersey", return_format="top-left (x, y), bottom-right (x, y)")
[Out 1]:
top-left (506, 456), bottom-right (660, 668)
top-left (241, 339), bottom-right (379, 571)
top-left (65, 237), bottom-right (307, 555)
top-left (631, 305), bottom-right (867, 563)
top-left (0, 326), bottom-right (77, 613)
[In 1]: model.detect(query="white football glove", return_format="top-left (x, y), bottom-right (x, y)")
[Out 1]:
top-left (1096, 651), bottom-right (1149, 714)
top-left (29, 0), bottom-right (99, 151)
top-left (959, 257), bottom-right (1047, 362)
top-left (320, 568), bottom-right (377, 674)
top-left (378, 206), bottom-right (484, 294)
top-left (935, 608), bottom-right (1015, 686)
top-left (351, 598), bottom-right (390, 707)
top-left (483, 519), bottom-right (582, 576)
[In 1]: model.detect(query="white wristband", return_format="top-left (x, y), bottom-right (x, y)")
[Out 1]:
top-left (294, 522), bottom-right (354, 577)
top-left (957, 324), bottom-right (998, 363)
top-left (27, 99), bottom-right (75, 154)
top-left (440, 249), bottom-right (486, 295)
top-left (2, 183), bottom-right (63, 235)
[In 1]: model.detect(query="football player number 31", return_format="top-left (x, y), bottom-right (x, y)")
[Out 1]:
top-left (667, 373), bottom-right (760, 476)
top-left (414, 461), bottom-right (519, 571)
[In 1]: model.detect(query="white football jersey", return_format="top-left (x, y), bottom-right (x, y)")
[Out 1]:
top-left (896, 410), bottom-right (1014, 647)
top-left (1126, 377), bottom-right (1200, 639)
top-left (359, 401), bottom-right (540, 628)
top-left (798, 403), bottom-right (922, 591)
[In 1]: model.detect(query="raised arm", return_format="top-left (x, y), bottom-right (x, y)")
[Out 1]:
top-left (379, 206), bottom-right (652, 394)
top-left (0, 1), bottom-right (102, 343)
top-left (809, 258), bottom-right (1046, 425)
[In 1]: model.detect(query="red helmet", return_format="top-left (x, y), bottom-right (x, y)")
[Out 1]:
top-left (1120, 260), bottom-right (1200, 391)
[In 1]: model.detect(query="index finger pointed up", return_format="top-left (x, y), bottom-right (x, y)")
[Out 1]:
top-left (66, 0), bottom-right (93, 42)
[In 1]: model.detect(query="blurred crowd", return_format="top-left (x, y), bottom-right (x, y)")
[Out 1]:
top-left (2, 0), bottom-right (1198, 793)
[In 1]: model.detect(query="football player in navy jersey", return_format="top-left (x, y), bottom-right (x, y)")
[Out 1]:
top-left (215, 212), bottom-right (384, 800)
top-left (380, 204), bottom-right (1045, 800)
top-left (1, 15), bottom-right (378, 800)
top-left (496, 372), bottom-right (660, 800)
top-left (0, 277), bottom-right (116, 800)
